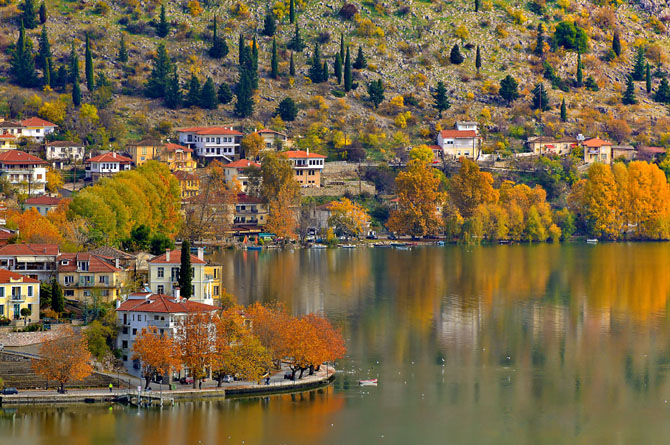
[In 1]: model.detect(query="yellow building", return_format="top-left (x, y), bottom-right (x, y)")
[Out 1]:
top-left (126, 139), bottom-right (163, 166)
top-left (173, 170), bottom-right (200, 201)
top-left (0, 269), bottom-right (40, 325)
top-left (57, 253), bottom-right (126, 303)
top-left (0, 134), bottom-right (17, 151)
top-left (160, 143), bottom-right (197, 171)
top-left (205, 264), bottom-right (223, 301)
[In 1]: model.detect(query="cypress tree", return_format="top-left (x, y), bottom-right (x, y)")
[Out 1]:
top-left (340, 32), bottom-right (345, 61)
top-left (276, 97), bottom-right (297, 121)
top-left (475, 45), bottom-right (481, 73)
top-left (11, 21), bottom-right (37, 87)
top-left (145, 43), bottom-right (172, 98)
top-left (157, 3), bottom-right (169, 38)
top-left (289, 0), bottom-right (295, 24)
top-left (217, 82), bottom-right (233, 104)
top-left (69, 41), bottom-right (79, 83)
top-left (248, 35), bottom-right (258, 90)
top-left (655, 78), bottom-right (670, 103)
top-left (499, 74), bottom-right (519, 104)
top-left (164, 66), bottom-right (182, 109)
top-left (200, 76), bottom-right (218, 109)
top-left (72, 74), bottom-right (81, 106)
top-left (186, 74), bottom-right (201, 107)
top-left (344, 46), bottom-right (352, 92)
top-left (322, 59), bottom-right (329, 81)
top-left (209, 17), bottom-right (228, 59)
top-left (450, 44), bottom-right (464, 64)
top-left (270, 37), bottom-right (279, 79)
top-left (22, 0), bottom-right (37, 29)
top-left (178, 241), bottom-right (192, 300)
top-left (85, 33), bottom-right (95, 91)
top-left (646, 62), bottom-right (652, 94)
top-left (622, 75), bottom-right (637, 105)
top-left (38, 1), bottom-right (46, 24)
top-left (235, 44), bottom-right (254, 117)
top-left (433, 81), bottom-right (450, 117)
top-left (118, 33), bottom-right (128, 62)
top-left (632, 47), bottom-right (645, 81)
top-left (334, 53), bottom-right (342, 84)
top-left (612, 29), bottom-right (621, 57)
top-left (287, 22), bottom-right (305, 51)
top-left (353, 45), bottom-right (366, 69)
top-left (367, 79), bottom-right (384, 109)
top-left (576, 52), bottom-right (583, 87)
top-left (560, 97), bottom-right (567, 122)
top-left (531, 82), bottom-right (550, 111)
top-left (54, 65), bottom-right (67, 89)
top-left (51, 277), bottom-right (64, 314)
top-left (37, 25), bottom-right (51, 72)
top-left (475, 0), bottom-right (480, 12)
top-left (289, 51), bottom-right (295, 76)
top-left (534, 23), bottom-right (544, 56)
top-left (43, 55), bottom-right (50, 87)
top-left (309, 43), bottom-right (324, 83)
top-left (263, 11), bottom-right (276, 36)
top-left (238, 33), bottom-right (244, 64)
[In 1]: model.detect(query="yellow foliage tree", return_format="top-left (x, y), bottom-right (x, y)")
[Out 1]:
top-left (328, 198), bottom-right (370, 238)
top-left (132, 326), bottom-right (182, 389)
top-left (46, 169), bottom-right (64, 195)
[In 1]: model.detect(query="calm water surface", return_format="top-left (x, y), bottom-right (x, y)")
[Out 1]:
top-left (3, 244), bottom-right (670, 444)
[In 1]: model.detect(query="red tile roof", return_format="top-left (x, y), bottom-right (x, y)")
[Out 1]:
top-left (283, 150), bottom-right (326, 159)
top-left (0, 150), bottom-right (47, 165)
top-left (116, 293), bottom-right (217, 313)
top-left (20, 117), bottom-right (57, 128)
top-left (173, 170), bottom-right (199, 181)
top-left (24, 196), bottom-right (65, 206)
top-left (0, 244), bottom-right (59, 256)
top-left (440, 130), bottom-right (478, 138)
top-left (177, 127), bottom-right (243, 135)
top-left (583, 138), bottom-right (612, 148)
top-left (164, 142), bottom-right (193, 153)
top-left (225, 159), bottom-right (260, 168)
top-left (236, 193), bottom-right (264, 204)
top-left (0, 134), bottom-right (16, 139)
top-left (0, 269), bottom-right (40, 284)
top-left (57, 253), bottom-right (122, 273)
top-left (86, 152), bottom-right (133, 164)
top-left (257, 129), bottom-right (287, 136)
top-left (149, 249), bottom-right (206, 264)
top-left (639, 146), bottom-right (665, 154)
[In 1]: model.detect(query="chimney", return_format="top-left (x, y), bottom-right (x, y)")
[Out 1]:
top-left (166, 249), bottom-right (171, 262)
top-left (197, 247), bottom-right (204, 261)
top-left (113, 152), bottom-right (117, 159)
top-left (115, 258), bottom-right (120, 269)
top-left (115, 300), bottom-right (121, 309)
top-left (173, 286), bottom-right (180, 301)
top-left (306, 147), bottom-right (310, 156)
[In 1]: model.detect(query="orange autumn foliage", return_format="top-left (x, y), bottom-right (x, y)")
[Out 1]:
top-left (175, 311), bottom-right (219, 387)
top-left (132, 326), bottom-right (181, 388)
top-left (8, 207), bottom-right (63, 245)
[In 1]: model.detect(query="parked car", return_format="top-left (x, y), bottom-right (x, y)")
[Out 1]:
top-left (179, 376), bottom-right (194, 385)
top-left (2, 388), bottom-right (18, 395)
top-left (223, 375), bottom-right (234, 383)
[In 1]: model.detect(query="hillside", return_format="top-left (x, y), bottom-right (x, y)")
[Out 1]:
top-left (1, 0), bottom-right (670, 157)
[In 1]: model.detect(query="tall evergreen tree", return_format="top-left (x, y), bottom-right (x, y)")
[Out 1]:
top-left (37, 25), bottom-right (51, 72)
top-left (534, 23), bottom-right (544, 56)
top-left (85, 33), bottom-right (95, 91)
top-left (353, 45), bottom-right (366, 69)
top-left (340, 33), bottom-right (345, 62)
top-left (289, 51), bottom-right (295, 76)
top-left (238, 33), bottom-right (244, 64)
top-left (309, 43), bottom-right (325, 83)
top-left (42, 56), bottom-right (50, 87)
top-left (475, 0), bottom-right (480, 12)
top-left (72, 74), bottom-right (81, 106)
top-left (235, 44), bottom-right (254, 117)
top-left (11, 21), bottom-right (37, 87)
top-left (622, 75), bottom-right (637, 105)
top-left (560, 97), bottom-right (567, 122)
top-left (287, 22), bottom-right (305, 51)
top-left (164, 66), bottom-right (182, 109)
top-left (632, 47), bottom-right (646, 81)
top-left (200, 76), bottom-right (218, 109)
top-left (575, 52), bottom-right (583, 87)
top-left (270, 37), bottom-right (279, 79)
top-left (334, 53), bottom-right (342, 84)
top-left (322, 59), bottom-right (329, 81)
top-left (646, 62), bottom-right (652, 94)
top-left (145, 43), bottom-right (171, 98)
top-left (450, 44), bottom-right (464, 64)
top-left (612, 29), bottom-right (621, 57)
top-left (38, 1), bottom-right (46, 24)
top-left (433, 81), bottom-right (450, 117)
top-left (475, 45), bottom-right (481, 73)
top-left (289, 0), bottom-right (295, 23)
top-left (186, 74), bottom-right (201, 107)
top-left (367, 79), bottom-right (384, 109)
top-left (251, 35), bottom-right (259, 89)
top-left (655, 77), bottom-right (670, 103)
top-left (499, 74), bottom-right (519, 104)
top-left (178, 241), bottom-right (192, 300)
top-left (344, 46), bottom-right (352, 92)
top-left (69, 41), bottom-right (79, 83)
top-left (157, 3), bottom-right (169, 38)
top-left (531, 82), bottom-right (550, 111)
top-left (118, 33), bottom-right (128, 63)
top-left (51, 277), bottom-right (64, 313)
top-left (276, 97), bottom-right (297, 121)
top-left (209, 17), bottom-right (228, 58)
top-left (21, 0), bottom-right (37, 29)
top-left (217, 82), bottom-right (233, 104)
top-left (263, 11), bottom-right (276, 36)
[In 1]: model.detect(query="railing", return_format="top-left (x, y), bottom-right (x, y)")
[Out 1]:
top-left (10, 294), bottom-right (24, 302)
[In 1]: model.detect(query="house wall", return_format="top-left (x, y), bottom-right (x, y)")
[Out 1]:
top-left (0, 281), bottom-right (40, 324)
top-left (148, 263), bottom-right (213, 305)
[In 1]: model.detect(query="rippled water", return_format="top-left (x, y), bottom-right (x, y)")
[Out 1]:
top-left (4, 244), bottom-right (670, 444)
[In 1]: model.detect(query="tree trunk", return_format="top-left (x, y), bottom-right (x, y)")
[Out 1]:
top-left (298, 367), bottom-right (305, 379)
top-left (309, 365), bottom-right (314, 375)
top-left (192, 378), bottom-right (197, 389)
top-left (145, 376), bottom-right (151, 390)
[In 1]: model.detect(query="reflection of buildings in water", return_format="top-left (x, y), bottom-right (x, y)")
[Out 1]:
top-left (435, 299), bottom-right (482, 350)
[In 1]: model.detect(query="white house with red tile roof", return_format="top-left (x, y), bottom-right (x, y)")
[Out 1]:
top-left (24, 196), bottom-right (66, 216)
top-left (0, 117), bottom-right (57, 143)
top-left (0, 269), bottom-right (41, 325)
top-left (0, 243), bottom-right (60, 282)
top-left (283, 150), bottom-right (326, 187)
top-left (0, 150), bottom-right (48, 195)
top-left (436, 122), bottom-right (482, 160)
top-left (256, 128), bottom-right (290, 150)
top-left (44, 140), bottom-right (85, 165)
top-left (84, 152), bottom-right (133, 181)
top-left (223, 159), bottom-right (260, 192)
top-left (148, 248), bottom-right (215, 305)
top-left (57, 252), bottom-right (126, 302)
top-left (177, 126), bottom-right (244, 162)
top-left (582, 137), bottom-right (613, 164)
top-left (115, 290), bottom-right (217, 373)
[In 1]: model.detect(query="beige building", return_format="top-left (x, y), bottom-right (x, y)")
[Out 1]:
top-left (284, 150), bottom-right (325, 187)
top-left (583, 138), bottom-right (613, 164)
top-left (57, 252), bottom-right (126, 302)
top-left (0, 269), bottom-right (40, 325)
top-left (147, 248), bottom-right (215, 305)
top-left (257, 129), bottom-right (290, 150)
top-left (436, 122), bottom-right (482, 159)
top-left (526, 137), bottom-right (578, 156)
top-left (126, 139), bottom-right (163, 166)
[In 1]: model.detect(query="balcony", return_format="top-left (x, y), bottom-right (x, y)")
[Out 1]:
top-left (10, 294), bottom-right (25, 302)
top-left (147, 320), bottom-right (173, 329)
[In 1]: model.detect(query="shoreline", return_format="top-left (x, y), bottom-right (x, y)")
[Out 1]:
top-left (0, 369), bottom-right (336, 406)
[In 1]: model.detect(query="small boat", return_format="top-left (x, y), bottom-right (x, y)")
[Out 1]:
top-left (394, 244), bottom-right (411, 250)
top-left (311, 244), bottom-right (327, 249)
top-left (586, 238), bottom-right (598, 244)
top-left (358, 379), bottom-right (378, 386)
top-left (246, 246), bottom-right (262, 251)
top-left (436, 241), bottom-right (445, 246)
top-left (374, 243), bottom-right (391, 248)
top-left (340, 244), bottom-right (357, 249)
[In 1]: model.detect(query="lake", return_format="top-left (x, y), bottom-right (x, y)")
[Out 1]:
top-left (4, 243), bottom-right (670, 444)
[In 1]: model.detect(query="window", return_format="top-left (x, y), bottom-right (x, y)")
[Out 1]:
top-left (122, 355), bottom-right (128, 362)
top-left (154, 315), bottom-right (159, 320)
top-left (99, 276), bottom-right (108, 284)
top-left (132, 328), bottom-right (137, 336)
top-left (122, 327), bottom-right (128, 334)
top-left (65, 290), bottom-right (74, 297)
top-left (65, 276), bottom-right (74, 284)
top-left (78, 261), bottom-right (89, 271)
top-left (83, 290), bottom-right (91, 297)
top-left (122, 341), bottom-right (128, 349)
top-left (157, 285), bottom-right (164, 294)
top-left (157, 267), bottom-right (164, 278)
top-left (0, 305), bottom-right (3, 315)
top-left (0, 288), bottom-right (4, 298)
top-left (28, 286), bottom-right (33, 297)
top-left (28, 304), bottom-right (32, 314)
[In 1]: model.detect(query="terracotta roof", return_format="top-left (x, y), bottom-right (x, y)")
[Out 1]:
top-left (24, 196), bottom-right (65, 206)
top-left (116, 293), bottom-right (217, 314)
top-left (0, 230), bottom-right (14, 241)
top-left (177, 127), bottom-right (243, 135)
top-left (0, 244), bottom-right (59, 256)
top-left (57, 253), bottom-right (122, 273)
top-left (149, 249), bottom-right (206, 264)
top-left (257, 129), bottom-right (287, 137)
top-left (88, 246), bottom-right (135, 260)
top-left (86, 152), bottom-right (133, 164)
top-left (236, 193), bottom-right (264, 204)
top-left (0, 121), bottom-right (22, 128)
top-left (428, 145), bottom-right (442, 150)
top-left (164, 142), bottom-right (193, 153)
top-left (0, 269), bottom-right (39, 284)
top-left (639, 146), bottom-right (665, 154)
top-left (127, 139), bottom-right (163, 147)
top-left (0, 150), bottom-right (47, 165)
top-left (440, 130), bottom-right (478, 138)
top-left (583, 138), bottom-right (612, 148)
top-left (44, 140), bottom-right (82, 147)
top-left (0, 134), bottom-right (17, 139)
top-left (20, 117), bottom-right (57, 128)
top-left (173, 170), bottom-right (199, 181)
top-left (283, 150), bottom-right (326, 159)
top-left (225, 159), bottom-right (260, 168)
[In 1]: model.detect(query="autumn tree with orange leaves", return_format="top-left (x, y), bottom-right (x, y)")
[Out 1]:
top-left (175, 311), bottom-right (219, 389)
top-left (31, 326), bottom-right (93, 393)
top-left (246, 303), bottom-right (290, 369)
top-left (254, 152), bottom-right (300, 241)
top-left (7, 207), bottom-right (63, 245)
top-left (328, 198), bottom-right (370, 238)
top-left (132, 326), bottom-right (182, 389)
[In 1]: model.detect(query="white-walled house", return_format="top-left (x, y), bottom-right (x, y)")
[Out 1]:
top-left (0, 117), bottom-right (57, 143)
top-left (115, 291), bottom-right (216, 376)
top-left (147, 248), bottom-right (215, 306)
top-left (24, 196), bottom-right (66, 216)
top-left (223, 159), bottom-right (260, 192)
top-left (85, 152), bottom-right (133, 181)
top-left (0, 150), bottom-right (48, 195)
top-left (44, 141), bottom-right (85, 167)
top-left (256, 129), bottom-right (290, 150)
top-left (177, 127), bottom-right (243, 163)
top-left (284, 150), bottom-right (326, 187)
top-left (436, 122), bottom-right (482, 159)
